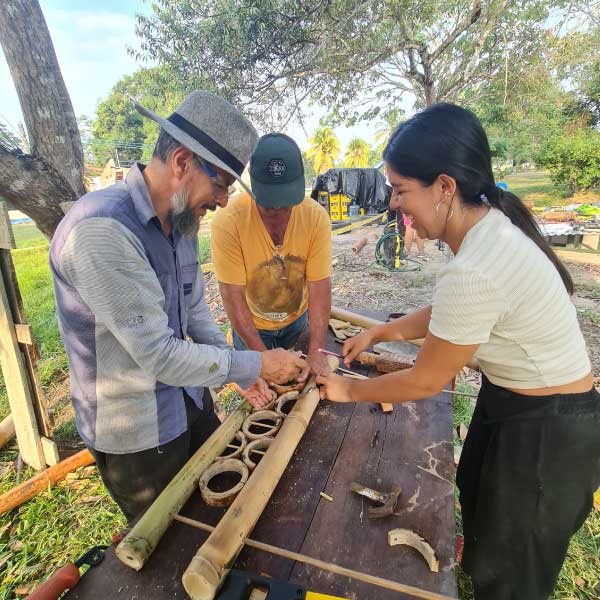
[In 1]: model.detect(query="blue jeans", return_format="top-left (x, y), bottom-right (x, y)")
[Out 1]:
top-left (233, 312), bottom-right (308, 351)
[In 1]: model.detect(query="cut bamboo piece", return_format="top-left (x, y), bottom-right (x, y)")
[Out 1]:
top-left (331, 306), bottom-right (479, 371)
top-left (116, 405), bottom-right (251, 570)
top-left (352, 236), bottom-right (368, 254)
top-left (0, 415), bottom-right (15, 449)
top-left (388, 528), bottom-right (439, 573)
top-left (182, 358), bottom-right (338, 600)
top-left (0, 449), bottom-right (94, 515)
top-left (176, 515), bottom-right (457, 600)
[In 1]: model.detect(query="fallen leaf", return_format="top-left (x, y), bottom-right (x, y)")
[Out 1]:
top-left (575, 576), bottom-right (585, 588)
top-left (0, 553), bottom-right (12, 570)
top-left (14, 584), bottom-right (35, 595)
top-left (0, 463), bottom-right (13, 479)
top-left (454, 446), bottom-right (462, 466)
top-left (593, 487), bottom-right (600, 511)
top-left (459, 423), bottom-right (469, 441)
top-left (9, 540), bottom-right (24, 552)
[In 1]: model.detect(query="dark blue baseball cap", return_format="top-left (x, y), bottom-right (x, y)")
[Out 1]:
top-left (249, 133), bottom-right (305, 208)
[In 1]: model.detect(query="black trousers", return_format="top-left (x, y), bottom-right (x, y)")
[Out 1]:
top-left (457, 376), bottom-right (600, 600)
top-left (89, 390), bottom-right (220, 522)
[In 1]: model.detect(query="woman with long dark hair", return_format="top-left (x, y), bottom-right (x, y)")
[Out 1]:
top-left (317, 103), bottom-right (600, 600)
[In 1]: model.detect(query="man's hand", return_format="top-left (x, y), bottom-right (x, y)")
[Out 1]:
top-left (342, 329), bottom-right (375, 366)
top-left (236, 378), bottom-right (273, 409)
top-left (300, 350), bottom-right (332, 380)
top-left (316, 372), bottom-right (355, 403)
top-left (260, 349), bottom-right (306, 384)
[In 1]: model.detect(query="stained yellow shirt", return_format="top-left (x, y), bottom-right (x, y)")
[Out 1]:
top-left (211, 193), bottom-right (332, 330)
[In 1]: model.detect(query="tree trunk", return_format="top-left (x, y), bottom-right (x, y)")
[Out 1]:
top-left (0, 0), bottom-right (84, 237)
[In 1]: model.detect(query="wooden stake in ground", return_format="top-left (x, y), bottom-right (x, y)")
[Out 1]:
top-left (0, 449), bottom-right (94, 515)
top-left (116, 405), bottom-right (251, 570)
top-left (182, 358), bottom-right (338, 600)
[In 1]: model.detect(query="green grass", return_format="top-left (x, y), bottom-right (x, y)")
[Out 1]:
top-left (11, 222), bottom-right (47, 250)
top-left (502, 171), bottom-right (573, 206)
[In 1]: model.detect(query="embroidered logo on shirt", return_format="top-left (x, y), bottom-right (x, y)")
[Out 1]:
top-left (267, 159), bottom-right (286, 178)
top-left (125, 315), bottom-right (144, 328)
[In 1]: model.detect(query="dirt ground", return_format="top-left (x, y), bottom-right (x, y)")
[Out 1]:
top-left (205, 219), bottom-right (600, 377)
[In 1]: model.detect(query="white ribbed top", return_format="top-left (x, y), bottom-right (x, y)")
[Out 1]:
top-left (429, 208), bottom-right (591, 388)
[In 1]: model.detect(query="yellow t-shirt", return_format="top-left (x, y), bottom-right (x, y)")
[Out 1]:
top-left (211, 193), bottom-right (332, 330)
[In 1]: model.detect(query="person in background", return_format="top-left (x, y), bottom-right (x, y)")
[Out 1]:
top-left (317, 103), bottom-right (599, 600)
top-left (403, 213), bottom-right (426, 259)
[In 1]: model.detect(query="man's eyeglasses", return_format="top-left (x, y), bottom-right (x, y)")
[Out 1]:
top-left (198, 158), bottom-right (235, 198)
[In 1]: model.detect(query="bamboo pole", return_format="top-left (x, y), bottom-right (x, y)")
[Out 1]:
top-left (116, 405), bottom-right (251, 570)
top-left (0, 449), bottom-right (94, 515)
top-left (331, 306), bottom-right (480, 371)
top-left (175, 515), bottom-right (457, 600)
top-left (182, 359), bottom-right (338, 600)
top-left (0, 415), bottom-right (15, 449)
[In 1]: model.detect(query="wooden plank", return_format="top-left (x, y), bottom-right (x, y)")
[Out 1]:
top-left (15, 323), bottom-right (35, 346)
top-left (0, 267), bottom-right (45, 469)
top-left (0, 203), bottom-right (16, 250)
top-left (41, 437), bottom-right (60, 466)
top-left (290, 393), bottom-right (457, 599)
top-left (0, 244), bottom-right (52, 437)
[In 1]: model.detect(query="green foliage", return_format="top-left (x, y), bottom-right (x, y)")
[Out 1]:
top-left (306, 127), bottom-right (340, 174)
top-left (133, 0), bottom-right (581, 126)
top-left (301, 150), bottom-right (317, 186)
top-left (343, 138), bottom-right (371, 168)
top-left (91, 66), bottom-right (197, 166)
top-left (539, 129), bottom-right (600, 191)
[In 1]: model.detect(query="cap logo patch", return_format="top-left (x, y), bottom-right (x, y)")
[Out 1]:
top-left (267, 158), bottom-right (286, 178)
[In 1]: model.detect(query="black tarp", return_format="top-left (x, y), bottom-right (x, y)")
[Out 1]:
top-left (310, 168), bottom-right (390, 212)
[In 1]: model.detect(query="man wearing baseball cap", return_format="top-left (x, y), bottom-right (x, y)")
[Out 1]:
top-left (211, 133), bottom-right (332, 378)
top-left (50, 92), bottom-right (305, 520)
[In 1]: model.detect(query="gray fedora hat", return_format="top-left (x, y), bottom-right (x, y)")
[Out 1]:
top-left (135, 91), bottom-right (258, 198)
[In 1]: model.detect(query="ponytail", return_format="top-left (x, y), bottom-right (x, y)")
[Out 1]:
top-left (485, 186), bottom-right (574, 295)
top-left (383, 103), bottom-right (574, 295)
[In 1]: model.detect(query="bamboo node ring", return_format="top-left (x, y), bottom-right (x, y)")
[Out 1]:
top-left (242, 410), bottom-right (283, 441)
top-left (275, 390), bottom-right (300, 417)
top-left (214, 431), bottom-right (247, 461)
top-left (198, 459), bottom-right (249, 507)
top-left (242, 437), bottom-right (274, 471)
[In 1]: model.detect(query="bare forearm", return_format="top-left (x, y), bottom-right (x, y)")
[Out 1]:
top-left (369, 305), bottom-right (432, 345)
top-left (307, 278), bottom-right (331, 353)
top-left (349, 367), bottom-right (439, 404)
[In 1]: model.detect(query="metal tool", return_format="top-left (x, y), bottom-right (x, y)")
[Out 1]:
top-left (25, 545), bottom-right (107, 600)
top-left (216, 569), bottom-right (347, 599)
top-left (350, 482), bottom-right (401, 519)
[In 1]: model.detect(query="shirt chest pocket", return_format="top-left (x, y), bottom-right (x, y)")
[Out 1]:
top-left (182, 263), bottom-right (199, 305)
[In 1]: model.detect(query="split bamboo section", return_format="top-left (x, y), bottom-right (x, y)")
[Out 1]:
top-left (331, 306), bottom-right (480, 371)
top-left (182, 358), bottom-right (338, 600)
top-left (116, 405), bottom-right (251, 570)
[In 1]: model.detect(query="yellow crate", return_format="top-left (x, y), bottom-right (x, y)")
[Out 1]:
top-left (329, 194), bottom-right (350, 221)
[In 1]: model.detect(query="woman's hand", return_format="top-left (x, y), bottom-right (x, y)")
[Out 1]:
top-left (316, 372), bottom-right (355, 403)
top-left (342, 329), bottom-right (375, 366)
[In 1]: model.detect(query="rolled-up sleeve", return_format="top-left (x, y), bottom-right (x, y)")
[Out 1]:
top-left (59, 218), bottom-right (261, 389)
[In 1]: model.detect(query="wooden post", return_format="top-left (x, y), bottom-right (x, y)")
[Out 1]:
top-left (0, 204), bottom-right (46, 469)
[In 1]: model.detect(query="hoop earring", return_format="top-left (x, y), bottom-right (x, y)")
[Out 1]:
top-left (435, 201), bottom-right (454, 220)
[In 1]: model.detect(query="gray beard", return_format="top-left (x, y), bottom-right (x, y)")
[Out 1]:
top-left (170, 186), bottom-right (200, 239)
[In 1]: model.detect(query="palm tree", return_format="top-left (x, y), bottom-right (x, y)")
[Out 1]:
top-left (343, 138), bottom-right (371, 168)
top-left (306, 127), bottom-right (340, 174)
top-left (374, 108), bottom-right (405, 150)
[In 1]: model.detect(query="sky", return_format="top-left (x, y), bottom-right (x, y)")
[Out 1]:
top-left (0, 0), bottom-right (411, 154)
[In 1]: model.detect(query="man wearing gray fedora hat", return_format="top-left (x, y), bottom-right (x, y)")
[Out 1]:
top-left (50, 91), bottom-right (305, 520)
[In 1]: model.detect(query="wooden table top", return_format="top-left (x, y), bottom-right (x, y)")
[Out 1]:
top-left (67, 308), bottom-right (457, 600)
